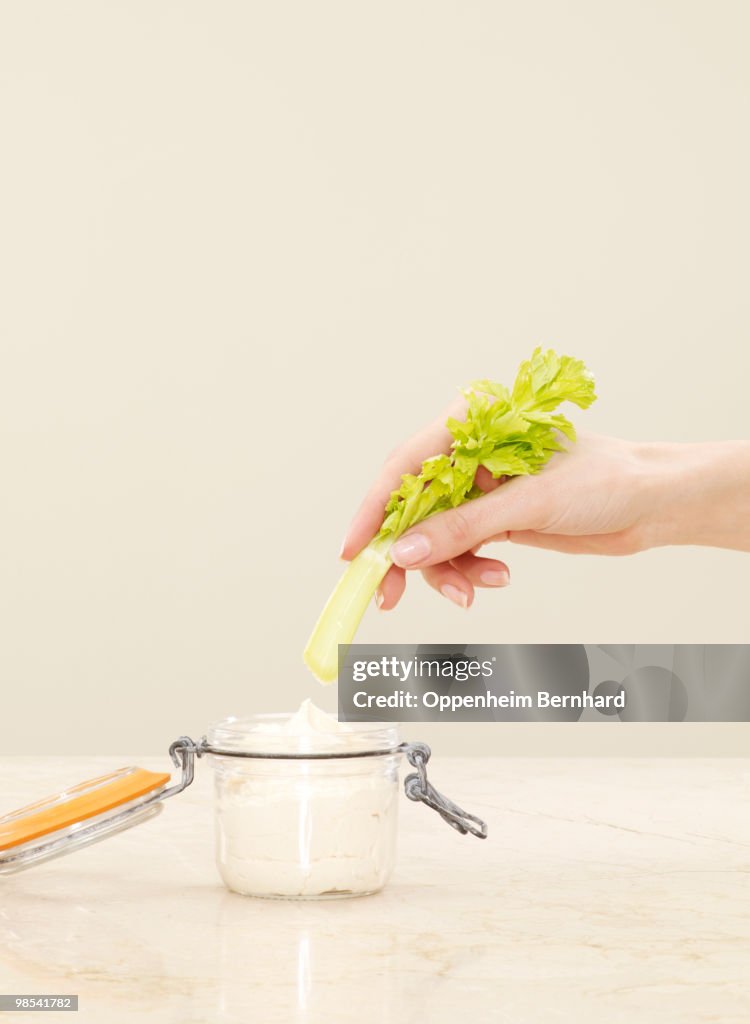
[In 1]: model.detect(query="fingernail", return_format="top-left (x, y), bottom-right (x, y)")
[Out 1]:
top-left (339, 538), bottom-right (348, 559)
top-left (374, 590), bottom-right (384, 610)
top-left (441, 584), bottom-right (469, 608)
top-left (480, 569), bottom-right (510, 587)
top-left (390, 534), bottom-right (431, 566)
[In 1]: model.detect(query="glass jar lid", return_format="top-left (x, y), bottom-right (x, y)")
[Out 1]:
top-left (0, 767), bottom-right (171, 874)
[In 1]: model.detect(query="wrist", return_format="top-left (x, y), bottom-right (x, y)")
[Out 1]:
top-left (638, 440), bottom-right (750, 550)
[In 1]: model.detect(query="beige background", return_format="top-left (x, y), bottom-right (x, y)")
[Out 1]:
top-left (1, 1), bottom-right (749, 756)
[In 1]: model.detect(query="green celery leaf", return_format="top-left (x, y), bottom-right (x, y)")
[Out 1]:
top-left (376, 347), bottom-right (596, 542)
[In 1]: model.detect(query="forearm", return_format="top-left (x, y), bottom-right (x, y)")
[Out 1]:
top-left (642, 440), bottom-right (750, 551)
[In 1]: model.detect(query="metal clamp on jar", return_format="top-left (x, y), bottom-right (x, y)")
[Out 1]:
top-left (0, 715), bottom-right (487, 900)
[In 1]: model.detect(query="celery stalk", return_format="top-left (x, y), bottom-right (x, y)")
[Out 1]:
top-left (303, 538), bottom-right (392, 684)
top-left (304, 348), bottom-right (597, 684)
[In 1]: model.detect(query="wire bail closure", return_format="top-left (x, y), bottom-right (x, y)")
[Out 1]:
top-left (401, 742), bottom-right (487, 839)
top-left (0, 734), bottom-right (485, 877)
top-left (180, 736), bottom-right (487, 840)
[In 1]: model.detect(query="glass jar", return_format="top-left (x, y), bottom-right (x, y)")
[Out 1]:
top-left (206, 714), bottom-right (402, 899)
top-left (0, 720), bottom-right (486, 887)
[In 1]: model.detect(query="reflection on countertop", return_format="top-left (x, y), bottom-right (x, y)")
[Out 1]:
top-left (1, 755), bottom-right (750, 1023)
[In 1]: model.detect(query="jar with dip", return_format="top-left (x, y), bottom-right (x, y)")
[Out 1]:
top-left (0, 701), bottom-right (486, 899)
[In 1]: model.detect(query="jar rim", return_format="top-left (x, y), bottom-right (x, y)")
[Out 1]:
top-left (206, 712), bottom-right (401, 756)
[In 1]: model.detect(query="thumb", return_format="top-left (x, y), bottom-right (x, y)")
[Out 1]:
top-left (389, 478), bottom-right (534, 568)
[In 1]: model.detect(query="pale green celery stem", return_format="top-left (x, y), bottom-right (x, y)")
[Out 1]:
top-left (303, 537), bottom-right (393, 684)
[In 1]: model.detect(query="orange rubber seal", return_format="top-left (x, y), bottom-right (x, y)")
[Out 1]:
top-left (0, 767), bottom-right (171, 852)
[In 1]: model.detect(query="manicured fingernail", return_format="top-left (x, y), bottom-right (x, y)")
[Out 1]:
top-left (480, 569), bottom-right (510, 587)
top-left (441, 584), bottom-right (469, 608)
top-left (390, 534), bottom-right (431, 566)
top-left (339, 538), bottom-right (348, 559)
top-left (374, 590), bottom-right (384, 609)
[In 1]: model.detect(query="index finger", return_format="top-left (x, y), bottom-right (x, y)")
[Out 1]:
top-left (340, 395), bottom-right (466, 560)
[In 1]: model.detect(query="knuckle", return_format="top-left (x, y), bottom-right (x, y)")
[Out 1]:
top-left (442, 506), bottom-right (474, 549)
top-left (382, 445), bottom-right (402, 468)
top-left (445, 394), bottom-right (467, 419)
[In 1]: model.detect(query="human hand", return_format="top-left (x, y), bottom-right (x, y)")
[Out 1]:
top-left (340, 413), bottom-right (750, 610)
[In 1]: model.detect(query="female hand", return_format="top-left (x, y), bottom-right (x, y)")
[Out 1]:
top-left (340, 410), bottom-right (750, 610)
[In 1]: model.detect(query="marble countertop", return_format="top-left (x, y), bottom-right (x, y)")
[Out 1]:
top-left (1, 755), bottom-right (750, 1023)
